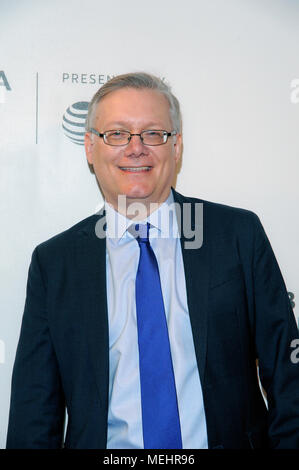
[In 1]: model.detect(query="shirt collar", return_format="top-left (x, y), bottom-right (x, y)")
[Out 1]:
top-left (105, 190), bottom-right (179, 243)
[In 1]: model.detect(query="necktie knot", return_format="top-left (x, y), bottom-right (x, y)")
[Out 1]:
top-left (134, 223), bottom-right (150, 244)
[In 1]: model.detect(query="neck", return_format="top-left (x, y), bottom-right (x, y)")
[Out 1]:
top-left (106, 192), bottom-right (171, 220)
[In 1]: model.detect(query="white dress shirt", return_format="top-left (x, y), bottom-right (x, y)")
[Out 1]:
top-left (105, 191), bottom-right (208, 449)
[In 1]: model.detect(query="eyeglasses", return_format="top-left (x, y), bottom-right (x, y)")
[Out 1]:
top-left (89, 128), bottom-right (177, 146)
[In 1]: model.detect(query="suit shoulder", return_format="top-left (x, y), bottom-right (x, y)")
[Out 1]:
top-left (203, 198), bottom-right (259, 223)
top-left (174, 190), bottom-right (260, 225)
top-left (34, 213), bottom-right (99, 258)
top-left (204, 200), bottom-right (263, 241)
top-left (173, 190), bottom-right (263, 242)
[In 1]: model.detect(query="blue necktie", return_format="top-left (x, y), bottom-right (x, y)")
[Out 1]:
top-left (134, 223), bottom-right (182, 449)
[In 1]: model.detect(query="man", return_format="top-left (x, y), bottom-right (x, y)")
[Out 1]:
top-left (6, 72), bottom-right (299, 449)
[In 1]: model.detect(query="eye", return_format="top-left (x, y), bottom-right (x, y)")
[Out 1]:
top-left (141, 130), bottom-right (166, 145)
top-left (104, 130), bottom-right (130, 145)
top-left (107, 130), bottom-right (128, 139)
top-left (145, 130), bottom-right (163, 136)
top-left (111, 131), bottom-right (124, 137)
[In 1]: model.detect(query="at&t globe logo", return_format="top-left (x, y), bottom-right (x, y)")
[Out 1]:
top-left (62, 101), bottom-right (89, 145)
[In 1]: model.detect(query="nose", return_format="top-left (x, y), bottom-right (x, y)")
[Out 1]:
top-left (124, 134), bottom-right (148, 158)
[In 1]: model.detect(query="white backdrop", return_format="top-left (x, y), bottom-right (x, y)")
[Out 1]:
top-left (0, 0), bottom-right (298, 448)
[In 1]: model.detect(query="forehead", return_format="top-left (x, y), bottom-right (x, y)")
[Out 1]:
top-left (93, 88), bottom-right (172, 128)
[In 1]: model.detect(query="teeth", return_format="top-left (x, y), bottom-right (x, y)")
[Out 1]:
top-left (120, 167), bottom-right (151, 171)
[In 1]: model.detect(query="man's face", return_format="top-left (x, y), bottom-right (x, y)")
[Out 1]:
top-left (85, 88), bottom-right (181, 211)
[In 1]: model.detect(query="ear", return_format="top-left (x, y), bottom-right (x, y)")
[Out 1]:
top-left (173, 133), bottom-right (182, 164)
top-left (85, 132), bottom-right (95, 164)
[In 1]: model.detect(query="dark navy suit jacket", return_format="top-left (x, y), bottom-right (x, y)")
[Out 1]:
top-left (6, 189), bottom-right (299, 448)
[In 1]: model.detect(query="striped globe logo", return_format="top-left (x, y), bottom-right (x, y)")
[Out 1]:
top-left (62, 101), bottom-right (89, 145)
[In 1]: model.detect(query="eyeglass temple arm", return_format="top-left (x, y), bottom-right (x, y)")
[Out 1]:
top-left (89, 128), bottom-right (104, 137)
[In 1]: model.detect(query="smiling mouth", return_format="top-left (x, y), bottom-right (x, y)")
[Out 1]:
top-left (119, 166), bottom-right (152, 172)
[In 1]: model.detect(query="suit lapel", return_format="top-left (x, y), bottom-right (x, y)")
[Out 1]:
top-left (173, 189), bottom-right (210, 386)
top-left (75, 211), bottom-right (109, 413)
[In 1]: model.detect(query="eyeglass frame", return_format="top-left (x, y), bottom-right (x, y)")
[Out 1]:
top-left (89, 128), bottom-right (177, 146)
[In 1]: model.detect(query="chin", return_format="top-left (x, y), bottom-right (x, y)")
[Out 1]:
top-left (124, 185), bottom-right (154, 201)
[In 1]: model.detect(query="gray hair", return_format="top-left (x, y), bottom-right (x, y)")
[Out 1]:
top-left (85, 72), bottom-right (182, 133)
